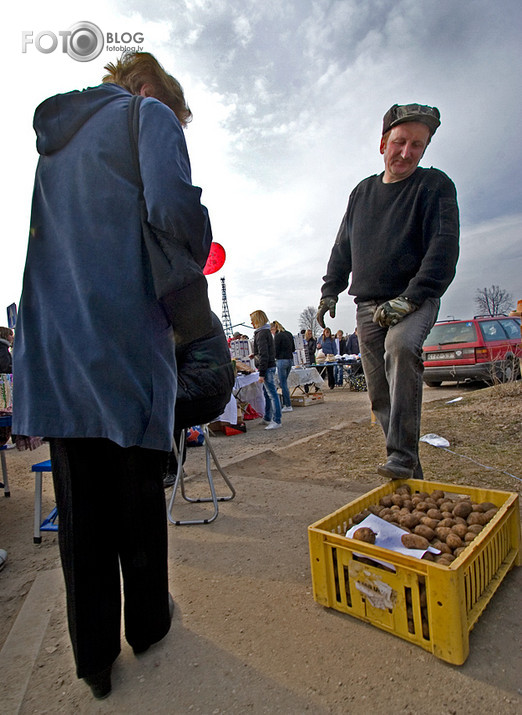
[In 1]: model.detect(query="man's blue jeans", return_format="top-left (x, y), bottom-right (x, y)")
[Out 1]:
top-left (262, 367), bottom-right (282, 424)
top-left (356, 298), bottom-right (440, 474)
top-left (276, 359), bottom-right (293, 408)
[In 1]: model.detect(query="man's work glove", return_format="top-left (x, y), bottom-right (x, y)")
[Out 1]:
top-left (317, 296), bottom-right (338, 329)
top-left (373, 297), bottom-right (418, 328)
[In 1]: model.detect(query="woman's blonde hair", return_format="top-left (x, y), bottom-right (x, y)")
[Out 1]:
top-left (271, 320), bottom-right (285, 332)
top-left (103, 51), bottom-right (192, 126)
top-left (250, 310), bottom-right (268, 329)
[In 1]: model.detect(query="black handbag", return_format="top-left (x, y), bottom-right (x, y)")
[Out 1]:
top-left (175, 312), bottom-right (236, 429)
top-left (127, 94), bottom-right (213, 344)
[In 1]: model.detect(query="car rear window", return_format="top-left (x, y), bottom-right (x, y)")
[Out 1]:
top-left (424, 322), bottom-right (477, 346)
top-left (479, 320), bottom-right (507, 342)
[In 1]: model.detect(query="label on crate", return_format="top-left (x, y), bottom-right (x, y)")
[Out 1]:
top-left (349, 562), bottom-right (397, 610)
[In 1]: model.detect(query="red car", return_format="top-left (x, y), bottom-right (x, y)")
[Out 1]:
top-left (422, 316), bottom-right (522, 387)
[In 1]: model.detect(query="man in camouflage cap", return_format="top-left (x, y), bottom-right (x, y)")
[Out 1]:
top-left (317, 103), bottom-right (459, 479)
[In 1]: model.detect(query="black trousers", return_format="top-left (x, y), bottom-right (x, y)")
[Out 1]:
top-left (49, 438), bottom-right (171, 678)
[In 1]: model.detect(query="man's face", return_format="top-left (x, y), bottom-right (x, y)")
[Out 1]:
top-left (380, 121), bottom-right (431, 183)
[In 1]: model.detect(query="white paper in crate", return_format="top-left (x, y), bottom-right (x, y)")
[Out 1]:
top-left (346, 514), bottom-right (441, 560)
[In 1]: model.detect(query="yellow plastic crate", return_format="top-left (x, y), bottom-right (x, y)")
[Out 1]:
top-left (308, 479), bottom-right (520, 665)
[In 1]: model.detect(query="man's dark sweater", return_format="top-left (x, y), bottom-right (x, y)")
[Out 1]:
top-left (321, 167), bottom-right (459, 305)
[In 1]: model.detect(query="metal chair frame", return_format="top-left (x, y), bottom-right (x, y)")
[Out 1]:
top-left (167, 425), bottom-right (235, 526)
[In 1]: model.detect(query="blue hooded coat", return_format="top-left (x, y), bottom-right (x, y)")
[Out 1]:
top-left (13, 83), bottom-right (212, 451)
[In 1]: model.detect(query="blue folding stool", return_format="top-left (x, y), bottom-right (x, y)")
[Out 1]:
top-left (32, 459), bottom-right (58, 543)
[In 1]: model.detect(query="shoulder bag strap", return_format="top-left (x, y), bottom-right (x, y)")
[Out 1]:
top-left (127, 94), bottom-right (144, 190)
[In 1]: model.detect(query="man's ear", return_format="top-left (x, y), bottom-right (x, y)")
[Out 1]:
top-left (379, 136), bottom-right (386, 155)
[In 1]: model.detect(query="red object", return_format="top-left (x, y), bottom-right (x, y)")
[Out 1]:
top-left (203, 242), bottom-right (226, 275)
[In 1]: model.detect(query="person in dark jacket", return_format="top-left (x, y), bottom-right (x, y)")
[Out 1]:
top-left (271, 321), bottom-right (295, 412)
top-left (13, 52), bottom-right (212, 700)
top-left (250, 310), bottom-right (282, 430)
top-left (334, 330), bottom-right (347, 386)
top-left (0, 328), bottom-right (13, 373)
top-left (317, 103), bottom-right (459, 479)
top-left (304, 329), bottom-right (317, 366)
top-left (346, 327), bottom-right (360, 355)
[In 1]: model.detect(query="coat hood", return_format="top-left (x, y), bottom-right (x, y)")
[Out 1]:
top-left (34, 83), bottom-right (130, 156)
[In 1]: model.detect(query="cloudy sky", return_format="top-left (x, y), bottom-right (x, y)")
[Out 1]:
top-left (3, 0), bottom-right (521, 337)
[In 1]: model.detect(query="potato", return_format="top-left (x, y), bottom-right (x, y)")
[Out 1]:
top-left (453, 501), bottom-right (473, 518)
top-left (399, 514), bottom-right (420, 529)
top-left (439, 501), bottom-right (455, 513)
top-left (415, 501), bottom-right (429, 512)
top-left (426, 508), bottom-right (442, 520)
top-left (453, 547), bottom-right (466, 557)
top-left (402, 499), bottom-right (414, 511)
top-left (420, 516), bottom-right (440, 530)
top-left (382, 514), bottom-right (398, 523)
top-left (391, 494), bottom-right (403, 506)
top-left (467, 512), bottom-right (488, 526)
top-left (464, 532), bottom-right (476, 543)
top-left (472, 504), bottom-right (484, 512)
top-left (416, 492), bottom-right (430, 500)
top-left (435, 526), bottom-right (452, 542)
top-left (401, 533), bottom-right (429, 550)
top-left (446, 533), bottom-right (464, 550)
top-left (483, 508), bottom-right (498, 522)
top-left (396, 484), bottom-right (411, 496)
top-left (352, 510), bottom-right (370, 524)
top-left (467, 524), bottom-right (483, 535)
top-left (431, 489), bottom-right (445, 500)
top-left (353, 527), bottom-right (376, 543)
top-left (451, 523), bottom-right (469, 539)
top-left (368, 504), bottom-right (381, 515)
top-left (390, 504), bottom-right (401, 511)
top-left (422, 552), bottom-right (435, 561)
top-left (436, 553), bottom-right (455, 565)
top-left (380, 495), bottom-right (393, 507)
top-left (480, 502), bottom-right (497, 512)
top-left (441, 511), bottom-right (454, 520)
top-left (438, 518), bottom-right (456, 528)
top-left (432, 539), bottom-right (451, 554)
top-left (414, 524), bottom-right (436, 541)
top-left (454, 516), bottom-right (468, 526)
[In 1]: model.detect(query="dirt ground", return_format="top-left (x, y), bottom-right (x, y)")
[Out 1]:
top-left (0, 380), bottom-right (521, 713)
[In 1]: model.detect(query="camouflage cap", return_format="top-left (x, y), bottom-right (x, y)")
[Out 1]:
top-left (382, 103), bottom-right (441, 136)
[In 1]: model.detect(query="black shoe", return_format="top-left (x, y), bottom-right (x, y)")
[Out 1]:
top-left (377, 461), bottom-right (413, 479)
top-left (84, 665), bottom-right (112, 700)
top-left (163, 472), bottom-right (176, 488)
top-left (133, 593), bottom-right (174, 655)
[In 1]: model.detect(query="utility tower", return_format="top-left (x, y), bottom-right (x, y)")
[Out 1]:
top-left (221, 276), bottom-right (233, 337)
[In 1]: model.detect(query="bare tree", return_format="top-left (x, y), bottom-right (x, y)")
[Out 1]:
top-left (475, 285), bottom-right (513, 316)
top-left (298, 306), bottom-right (321, 336)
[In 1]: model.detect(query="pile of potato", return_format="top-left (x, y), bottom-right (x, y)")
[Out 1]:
top-left (351, 484), bottom-right (499, 565)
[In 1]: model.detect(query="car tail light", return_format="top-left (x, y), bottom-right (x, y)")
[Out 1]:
top-left (475, 347), bottom-right (489, 362)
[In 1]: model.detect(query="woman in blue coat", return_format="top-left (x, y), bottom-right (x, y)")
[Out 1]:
top-left (13, 53), bottom-right (212, 699)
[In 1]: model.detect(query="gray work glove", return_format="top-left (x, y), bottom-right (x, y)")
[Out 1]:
top-left (373, 297), bottom-right (418, 328)
top-left (317, 296), bottom-right (338, 329)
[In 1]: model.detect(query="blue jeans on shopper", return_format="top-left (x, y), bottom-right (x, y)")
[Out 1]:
top-left (262, 367), bottom-right (282, 424)
top-left (356, 298), bottom-right (440, 475)
top-left (276, 359), bottom-right (293, 408)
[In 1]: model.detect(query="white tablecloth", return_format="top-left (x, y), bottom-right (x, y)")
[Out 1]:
top-left (287, 366), bottom-right (324, 388)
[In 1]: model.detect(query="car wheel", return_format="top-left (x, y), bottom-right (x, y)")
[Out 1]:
top-left (494, 356), bottom-right (521, 383)
top-left (424, 380), bottom-right (442, 387)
